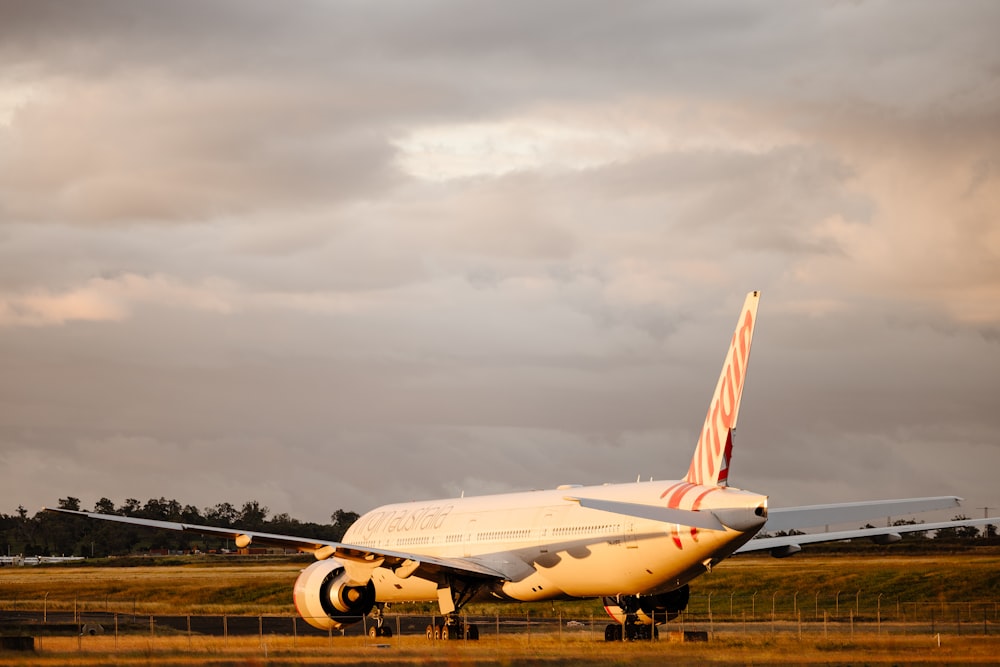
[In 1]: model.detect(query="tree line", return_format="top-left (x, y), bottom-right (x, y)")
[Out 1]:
top-left (1, 498), bottom-right (995, 559)
top-left (0, 497), bottom-right (360, 558)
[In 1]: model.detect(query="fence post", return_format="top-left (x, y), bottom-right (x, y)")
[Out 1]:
top-left (709, 594), bottom-right (714, 640)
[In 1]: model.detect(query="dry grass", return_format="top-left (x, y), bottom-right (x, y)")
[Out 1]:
top-left (2, 553), bottom-right (998, 618)
top-left (2, 555), bottom-right (998, 664)
top-left (0, 563), bottom-right (298, 615)
top-left (2, 633), bottom-right (999, 666)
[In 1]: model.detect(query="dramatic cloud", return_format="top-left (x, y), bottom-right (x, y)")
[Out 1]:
top-left (0, 1), bottom-right (997, 523)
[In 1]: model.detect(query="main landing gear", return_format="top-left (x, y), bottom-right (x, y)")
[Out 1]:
top-left (367, 603), bottom-right (393, 638)
top-left (425, 617), bottom-right (480, 641)
top-left (604, 622), bottom-right (658, 641)
top-left (425, 576), bottom-right (483, 641)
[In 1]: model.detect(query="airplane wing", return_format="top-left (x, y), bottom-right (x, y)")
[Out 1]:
top-left (763, 496), bottom-right (964, 532)
top-left (737, 516), bottom-right (997, 558)
top-left (44, 507), bottom-right (509, 581)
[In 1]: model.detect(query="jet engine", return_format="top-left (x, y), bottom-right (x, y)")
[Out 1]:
top-left (603, 584), bottom-right (690, 625)
top-left (293, 559), bottom-right (376, 631)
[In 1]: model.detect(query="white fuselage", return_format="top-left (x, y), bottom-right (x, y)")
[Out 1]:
top-left (342, 480), bottom-right (767, 604)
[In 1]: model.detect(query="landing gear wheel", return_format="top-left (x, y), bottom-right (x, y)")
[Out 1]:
top-left (466, 624), bottom-right (479, 640)
top-left (605, 624), bottom-right (623, 641)
top-left (369, 625), bottom-right (393, 638)
top-left (426, 624), bottom-right (435, 640)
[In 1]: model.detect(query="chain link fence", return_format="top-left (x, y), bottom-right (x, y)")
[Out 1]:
top-left (0, 590), bottom-right (996, 643)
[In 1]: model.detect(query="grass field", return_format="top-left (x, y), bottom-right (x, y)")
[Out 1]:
top-left (1, 552), bottom-right (998, 664)
top-left (3, 633), bottom-right (1000, 666)
top-left (1, 551), bottom-right (997, 617)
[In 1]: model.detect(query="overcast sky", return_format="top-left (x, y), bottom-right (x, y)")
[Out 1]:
top-left (1, 1), bottom-right (998, 525)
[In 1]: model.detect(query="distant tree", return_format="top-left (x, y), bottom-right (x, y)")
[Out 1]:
top-left (180, 504), bottom-right (203, 523)
top-left (239, 501), bottom-right (269, 530)
top-left (956, 524), bottom-right (981, 539)
top-left (331, 509), bottom-right (360, 541)
top-left (206, 502), bottom-right (238, 527)
top-left (42, 499), bottom-right (87, 555)
top-left (935, 515), bottom-right (979, 540)
top-left (892, 518), bottom-right (927, 540)
top-left (139, 497), bottom-right (182, 521)
top-left (771, 529), bottom-right (805, 537)
top-left (94, 498), bottom-right (117, 514)
top-left (57, 497), bottom-right (81, 511)
top-left (266, 512), bottom-right (302, 533)
top-left (6, 498), bottom-right (360, 556)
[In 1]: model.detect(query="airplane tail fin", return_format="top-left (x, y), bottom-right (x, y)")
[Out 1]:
top-left (684, 291), bottom-right (760, 487)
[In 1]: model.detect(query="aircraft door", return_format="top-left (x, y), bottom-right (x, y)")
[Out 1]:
top-left (463, 518), bottom-right (477, 558)
top-left (538, 511), bottom-right (554, 554)
top-left (623, 521), bottom-right (638, 549)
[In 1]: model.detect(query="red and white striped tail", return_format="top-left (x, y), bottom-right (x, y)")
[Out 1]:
top-left (685, 291), bottom-right (760, 487)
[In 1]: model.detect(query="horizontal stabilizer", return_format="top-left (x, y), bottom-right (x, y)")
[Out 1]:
top-left (568, 497), bottom-right (736, 531)
top-left (765, 496), bottom-right (962, 532)
top-left (737, 516), bottom-right (996, 555)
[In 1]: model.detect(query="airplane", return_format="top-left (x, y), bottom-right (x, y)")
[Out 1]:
top-left (47, 290), bottom-right (996, 642)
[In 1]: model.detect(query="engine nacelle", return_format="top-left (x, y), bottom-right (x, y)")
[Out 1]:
top-left (293, 559), bottom-right (376, 631)
top-left (603, 585), bottom-right (690, 625)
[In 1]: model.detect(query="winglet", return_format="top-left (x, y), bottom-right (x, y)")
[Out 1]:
top-left (685, 291), bottom-right (760, 487)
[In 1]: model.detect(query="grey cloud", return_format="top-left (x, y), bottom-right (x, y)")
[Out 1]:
top-left (0, 78), bottom-right (402, 226)
top-left (0, 1), bottom-right (997, 522)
